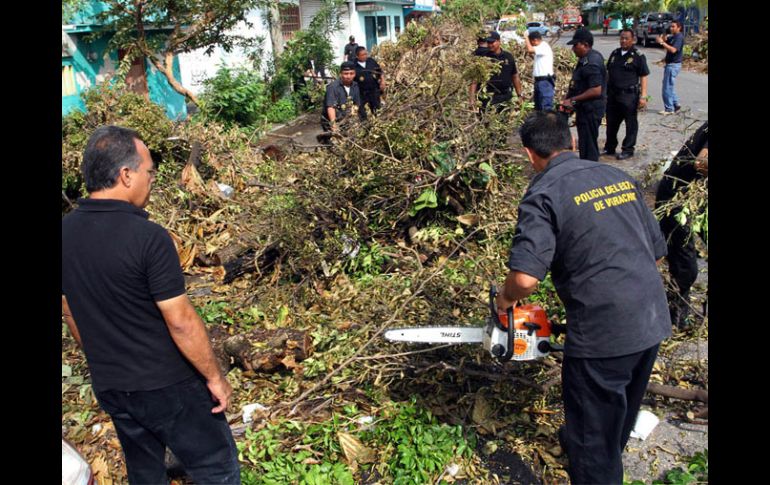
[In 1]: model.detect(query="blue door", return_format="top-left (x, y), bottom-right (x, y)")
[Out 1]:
top-left (365, 16), bottom-right (377, 49)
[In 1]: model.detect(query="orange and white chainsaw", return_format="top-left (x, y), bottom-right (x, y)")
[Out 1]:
top-left (384, 286), bottom-right (566, 362)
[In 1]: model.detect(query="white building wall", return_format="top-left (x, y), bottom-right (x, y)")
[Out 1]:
top-left (178, 8), bottom-right (274, 96)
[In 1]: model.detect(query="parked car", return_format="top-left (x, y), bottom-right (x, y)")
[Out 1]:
top-left (636, 12), bottom-right (675, 47)
top-left (496, 17), bottom-right (525, 44)
top-left (526, 21), bottom-right (550, 37)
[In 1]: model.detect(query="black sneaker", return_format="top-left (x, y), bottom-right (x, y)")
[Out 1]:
top-left (616, 152), bottom-right (633, 160)
top-left (674, 105), bottom-right (682, 113)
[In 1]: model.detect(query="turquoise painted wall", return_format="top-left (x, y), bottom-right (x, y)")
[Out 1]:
top-left (146, 56), bottom-right (187, 120)
top-left (357, 3), bottom-right (406, 49)
top-left (62, 31), bottom-right (187, 119)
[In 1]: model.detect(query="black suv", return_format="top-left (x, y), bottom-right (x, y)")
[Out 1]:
top-left (636, 12), bottom-right (674, 47)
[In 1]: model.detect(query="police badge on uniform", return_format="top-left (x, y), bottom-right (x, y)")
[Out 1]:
top-left (359, 76), bottom-right (365, 81)
top-left (626, 58), bottom-right (634, 64)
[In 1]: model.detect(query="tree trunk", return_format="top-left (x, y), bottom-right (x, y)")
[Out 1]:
top-left (147, 52), bottom-right (200, 105)
top-left (646, 383), bottom-right (708, 403)
top-left (220, 328), bottom-right (312, 372)
top-left (267, 3), bottom-right (284, 59)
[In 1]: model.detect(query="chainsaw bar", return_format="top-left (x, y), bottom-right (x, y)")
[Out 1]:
top-left (384, 326), bottom-right (485, 344)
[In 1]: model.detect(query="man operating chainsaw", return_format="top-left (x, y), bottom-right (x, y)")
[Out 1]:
top-left (496, 111), bottom-right (672, 485)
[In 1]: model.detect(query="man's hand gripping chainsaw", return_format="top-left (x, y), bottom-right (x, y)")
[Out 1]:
top-left (384, 286), bottom-right (566, 362)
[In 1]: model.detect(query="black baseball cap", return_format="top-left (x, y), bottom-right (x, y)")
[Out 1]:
top-left (567, 28), bottom-right (593, 46)
top-left (340, 61), bottom-right (356, 71)
top-left (485, 31), bottom-right (501, 42)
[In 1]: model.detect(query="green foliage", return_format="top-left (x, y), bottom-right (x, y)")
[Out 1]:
top-left (528, 273), bottom-right (566, 321)
top-left (409, 189), bottom-right (439, 217)
top-left (365, 397), bottom-right (476, 484)
top-left (238, 419), bottom-right (354, 485)
top-left (198, 65), bottom-right (298, 129)
top-left (345, 241), bottom-right (389, 279)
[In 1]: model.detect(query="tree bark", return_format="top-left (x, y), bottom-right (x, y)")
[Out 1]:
top-left (646, 383), bottom-right (708, 403)
top-left (219, 328), bottom-right (312, 372)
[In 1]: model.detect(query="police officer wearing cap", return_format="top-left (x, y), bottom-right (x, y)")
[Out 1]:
top-left (561, 28), bottom-right (607, 161)
top-left (497, 111), bottom-right (671, 485)
top-left (469, 31), bottom-right (522, 112)
top-left (473, 33), bottom-right (489, 56)
top-left (603, 29), bottom-right (650, 160)
top-left (322, 61), bottom-right (362, 133)
top-left (354, 46), bottom-right (385, 118)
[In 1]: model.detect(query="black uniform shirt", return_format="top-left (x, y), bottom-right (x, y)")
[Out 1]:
top-left (62, 199), bottom-right (196, 392)
top-left (606, 47), bottom-right (650, 91)
top-left (567, 49), bottom-right (607, 110)
top-left (485, 49), bottom-right (518, 94)
top-left (344, 42), bottom-right (358, 62)
top-left (473, 46), bottom-right (489, 56)
top-left (324, 79), bottom-right (362, 119)
top-left (655, 121), bottom-right (708, 205)
top-left (354, 58), bottom-right (383, 93)
top-left (508, 152), bottom-right (672, 358)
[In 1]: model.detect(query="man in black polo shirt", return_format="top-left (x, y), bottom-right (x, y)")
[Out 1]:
top-left (322, 61), bottom-right (362, 133)
top-left (469, 31), bottom-right (522, 113)
top-left (655, 121), bottom-right (708, 328)
top-left (496, 112), bottom-right (671, 485)
top-left (657, 20), bottom-right (685, 114)
top-left (561, 28), bottom-right (607, 161)
top-left (354, 46), bottom-right (385, 118)
top-left (62, 126), bottom-right (240, 484)
top-left (603, 28), bottom-right (650, 160)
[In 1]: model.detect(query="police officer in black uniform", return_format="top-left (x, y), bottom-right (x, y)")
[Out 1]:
top-left (354, 46), bottom-right (385, 119)
top-left (603, 29), bottom-right (650, 160)
top-left (469, 31), bottom-right (522, 113)
top-left (321, 62), bottom-right (362, 135)
top-left (562, 28), bottom-right (607, 161)
top-left (655, 121), bottom-right (708, 328)
top-left (473, 33), bottom-right (489, 56)
top-left (497, 111), bottom-right (671, 485)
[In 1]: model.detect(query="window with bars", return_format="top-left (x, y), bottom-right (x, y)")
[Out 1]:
top-left (62, 65), bottom-right (77, 96)
top-left (280, 4), bottom-right (300, 41)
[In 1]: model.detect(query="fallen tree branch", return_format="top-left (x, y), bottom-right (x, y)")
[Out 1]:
top-left (647, 383), bottom-right (708, 403)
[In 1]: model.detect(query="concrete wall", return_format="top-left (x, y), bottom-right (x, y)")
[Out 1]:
top-left (178, 8), bottom-right (274, 96)
top-left (354, 2), bottom-right (405, 52)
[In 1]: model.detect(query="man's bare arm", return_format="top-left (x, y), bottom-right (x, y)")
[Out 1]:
top-left (156, 294), bottom-right (232, 413)
top-left (62, 295), bottom-right (82, 347)
top-left (496, 270), bottom-right (540, 311)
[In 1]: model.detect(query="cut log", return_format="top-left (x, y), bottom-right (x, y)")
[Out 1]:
top-left (222, 242), bottom-right (281, 284)
top-left (646, 383), bottom-right (708, 403)
top-left (220, 328), bottom-right (312, 373)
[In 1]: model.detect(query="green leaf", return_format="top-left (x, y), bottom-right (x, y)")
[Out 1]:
top-left (409, 188), bottom-right (438, 216)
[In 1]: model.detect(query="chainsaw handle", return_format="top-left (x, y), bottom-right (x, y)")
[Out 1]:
top-left (498, 306), bottom-right (515, 362)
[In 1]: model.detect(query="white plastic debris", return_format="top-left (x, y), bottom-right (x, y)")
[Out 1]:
top-left (445, 463), bottom-right (461, 477)
top-left (62, 439), bottom-right (93, 485)
top-left (356, 416), bottom-right (374, 425)
top-left (242, 403), bottom-right (269, 424)
top-left (91, 423), bottom-right (102, 435)
top-left (216, 182), bottom-right (235, 198)
top-left (630, 409), bottom-right (660, 440)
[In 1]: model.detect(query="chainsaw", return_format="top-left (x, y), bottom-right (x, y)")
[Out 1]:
top-left (384, 286), bottom-right (566, 362)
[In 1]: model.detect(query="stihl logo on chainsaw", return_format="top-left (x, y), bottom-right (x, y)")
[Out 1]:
top-left (440, 332), bottom-right (462, 338)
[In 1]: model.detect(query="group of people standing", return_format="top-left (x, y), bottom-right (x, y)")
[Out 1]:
top-left (322, 36), bottom-right (385, 133)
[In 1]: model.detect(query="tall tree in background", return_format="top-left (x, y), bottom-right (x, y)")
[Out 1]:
top-left (88, 0), bottom-right (268, 105)
top-left (443, 0), bottom-right (527, 26)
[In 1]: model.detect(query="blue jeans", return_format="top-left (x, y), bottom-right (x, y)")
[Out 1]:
top-left (662, 63), bottom-right (682, 111)
top-left (534, 78), bottom-right (555, 111)
top-left (95, 375), bottom-right (241, 484)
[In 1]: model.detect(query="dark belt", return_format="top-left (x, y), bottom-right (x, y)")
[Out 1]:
top-left (534, 75), bottom-right (555, 82)
top-left (611, 86), bottom-right (639, 94)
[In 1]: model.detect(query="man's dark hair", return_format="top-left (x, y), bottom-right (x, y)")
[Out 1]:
top-left (528, 31), bottom-right (542, 41)
top-left (620, 28), bottom-right (635, 38)
top-left (81, 126), bottom-right (144, 193)
top-left (340, 61), bottom-right (356, 71)
top-left (355, 46), bottom-right (367, 55)
top-left (349, 35), bottom-right (355, 42)
top-left (518, 111), bottom-right (573, 159)
top-left (672, 20), bottom-right (683, 30)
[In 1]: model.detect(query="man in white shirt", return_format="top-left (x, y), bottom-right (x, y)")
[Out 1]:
top-left (524, 31), bottom-right (555, 111)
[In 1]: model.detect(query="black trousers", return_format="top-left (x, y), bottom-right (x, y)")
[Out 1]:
top-left (604, 92), bottom-right (640, 155)
top-left (360, 89), bottom-right (381, 118)
top-left (95, 375), bottom-right (241, 484)
top-left (660, 212), bottom-right (700, 325)
top-left (481, 90), bottom-right (513, 113)
top-left (561, 344), bottom-right (660, 485)
top-left (576, 105), bottom-right (604, 161)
